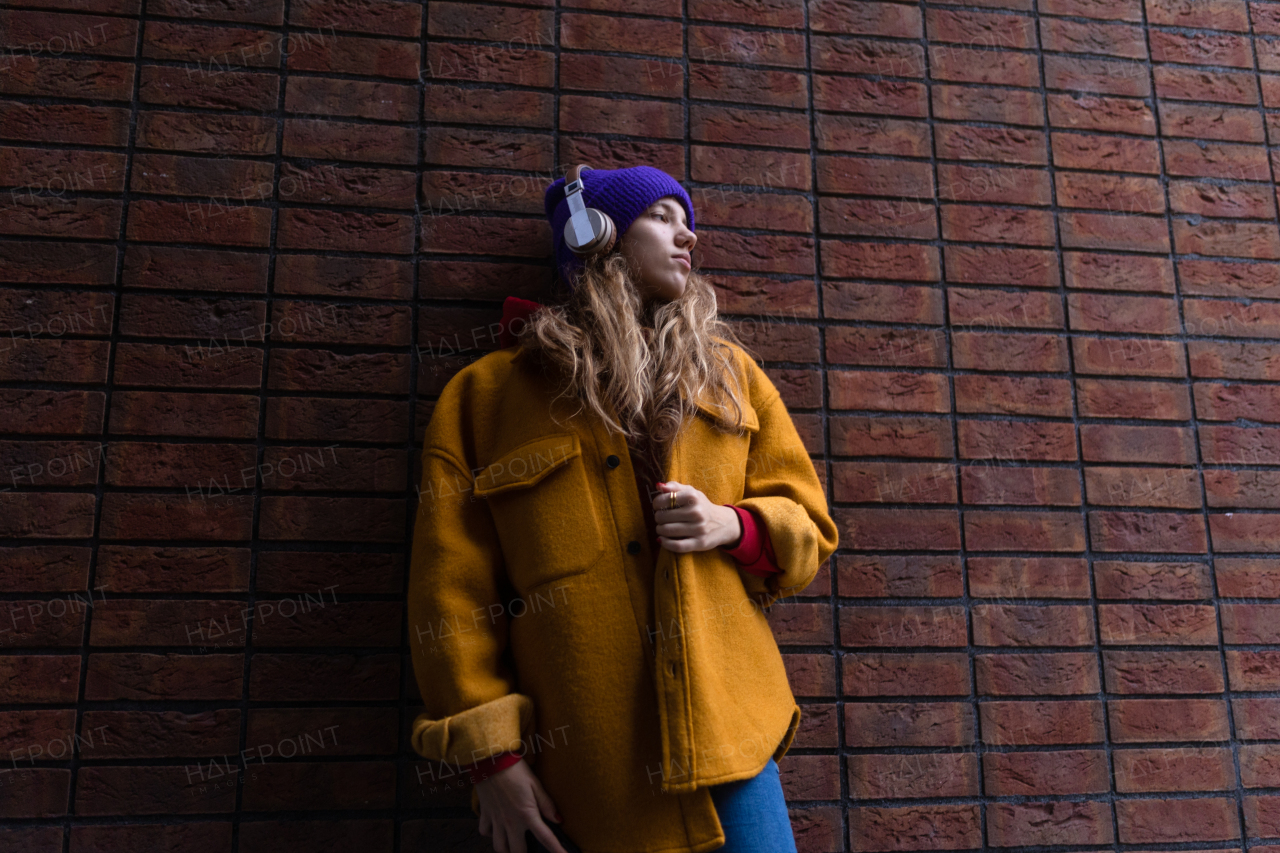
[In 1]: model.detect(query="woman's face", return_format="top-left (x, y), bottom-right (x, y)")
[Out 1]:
top-left (619, 196), bottom-right (697, 303)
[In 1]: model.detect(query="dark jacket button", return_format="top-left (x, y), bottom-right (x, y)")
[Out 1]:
top-left (606, 454), bottom-right (620, 468)
top-left (627, 541), bottom-right (641, 555)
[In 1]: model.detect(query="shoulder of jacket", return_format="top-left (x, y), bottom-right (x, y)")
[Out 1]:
top-left (437, 347), bottom-right (524, 405)
top-left (713, 337), bottom-right (781, 408)
top-left (424, 349), bottom-right (525, 464)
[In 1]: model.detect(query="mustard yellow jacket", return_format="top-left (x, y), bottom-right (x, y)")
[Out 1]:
top-left (408, 338), bottom-right (839, 853)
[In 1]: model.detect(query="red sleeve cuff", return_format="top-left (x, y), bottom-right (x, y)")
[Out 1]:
top-left (720, 505), bottom-right (781, 577)
top-left (466, 750), bottom-right (523, 785)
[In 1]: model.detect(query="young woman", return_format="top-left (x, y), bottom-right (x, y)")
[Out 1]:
top-left (408, 165), bottom-right (839, 853)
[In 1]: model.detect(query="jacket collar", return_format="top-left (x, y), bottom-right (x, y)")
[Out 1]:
top-left (497, 296), bottom-right (758, 433)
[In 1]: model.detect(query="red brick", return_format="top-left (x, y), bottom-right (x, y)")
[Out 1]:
top-left (95, 545), bottom-right (249, 593)
top-left (0, 8), bottom-right (137, 54)
top-left (82, 709), bottom-right (241, 758)
top-left (1104, 649), bottom-right (1224, 694)
top-left (954, 375), bottom-right (1073, 417)
top-left (285, 75), bottom-right (414, 121)
top-left (425, 84), bottom-right (553, 128)
top-left (238, 820), bottom-right (392, 853)
top-left (843, 653), bottom-right (970, 696)
top-left (143, 21), bottom-right (280, 67)
top-left (974, 604), bottom-right (1094, 646)
top-left (289, 32), bottom-right (419, 78)
top-left (1094, 560), bottom-right (1212, 599)
top-left (696, 24), bottom-right (803, 67)
top-left (0, 769), bottom-right (70, 818)
top-left (987, 801), bottom-right (1113, 846)
top-left (849, 804), bottom-right (981, 851)
top-left (137, 111), bottom-right (275, 155)
top-left (99, 494), bottom-right (254, 541)
top-left (0, 827), bottom-right (61, 852)
top-left (1076, 378), bottom-right (1191, 420)
top-left (812, 74), bottom-right (927, 118)
top-left (0, 56), bottom-right (134, 101)
top-left (241, 761), bottom-right (396, 811)
top-left (1044, 55), bottom-right (1150, 97)
top-left (809, 1), bottom-right (921, 37)
top-left (935, 124), bottom-right (1048, 165)
top-left (849, 752), bottom-right (978, 799)
top-left (1108, 697), bottom-right (1229, 741)
top-left (1227, 649), bottom-right (1280, 689)
top-left (1116, 746), bottom-right (1233, 792)
top-left (839, 605), bottom-right (966, 647)
top-left (248, 653), bottom-right (399, 701)
top-left (984, 750), bottom-right (1108, 795)
top-left (968, 557), bottom-right (1089, 598)
top-left (0, 494), bottom-right (96, 538)
top-left (1085, 466), bottom-right (1201, 508)
top-left (1065, 250), bottom-right (1174, 293)
top-left (0, 102), bottom-right (129, 146)
top-left (1039, 16), bottom-right (1146, 57)
top-left (290, 0), bottom-right (420, 37)
top-left (283, 118), bottom-right (417, 165)
top-left (1234, 696), bottom-right (1280, 738)
top-left (1149, 0), bottom-right (1248, 30)
top-left (845, 702), bottom-right (973, 747)
top-left (979, 699), bottom-right (1105, 745)
top-left (150, 0), bottom-right (283, 23)
top-left (76, 766), bottom-right (236, 815)
top-left (70, 823), bottom-right (232, 853)
top-left (975, 652), bottom-right (1100, 695)
top-left (1047, 92), bottom-right (1155, 134)
top-left (0, 655), bottom-right (80, 703)
top-left (84, 653), bottom-right (243, 701)
top-left (123, 246), bottom-right (267, 293)
top-left (838, 555), bottom-right (962, 600)
top-left (139, 66), bottom-right (280, 111)
top-left (1162, 104), bottom-right (1264, 143)
top-left (0, 546), bottom-right (90, 592)
top-left (1117, 797), bottom-right (1239, 844)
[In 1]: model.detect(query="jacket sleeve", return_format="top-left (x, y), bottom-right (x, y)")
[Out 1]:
top-left (407, 441), bottom-right (535, 769)
top-left (732, 355), bottom-right (840, 608)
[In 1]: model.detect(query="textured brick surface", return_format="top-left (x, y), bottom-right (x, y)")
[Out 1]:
top-left (4, 0), bottom-right (1280, 850)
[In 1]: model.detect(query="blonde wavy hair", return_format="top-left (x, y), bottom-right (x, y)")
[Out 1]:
top-left (514, 251), bottom-right (756, 465)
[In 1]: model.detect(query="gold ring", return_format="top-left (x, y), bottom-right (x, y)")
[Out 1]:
top-left (668, 492), bottom-right (677, 510)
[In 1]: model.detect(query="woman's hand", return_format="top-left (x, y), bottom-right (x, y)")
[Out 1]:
top-left (476, 758), bottom-right (569, 853)
top-left (653, 481), bottom-right (742, 552)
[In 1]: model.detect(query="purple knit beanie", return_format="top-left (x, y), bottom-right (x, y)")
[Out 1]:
top-left (544, 165), bottom-right (696, 289)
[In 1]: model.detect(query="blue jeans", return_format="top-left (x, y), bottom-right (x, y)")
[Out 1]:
top-left (524, 758), bottom-right (795, 853)
top-left (708, 757), bottom-right (797, 853)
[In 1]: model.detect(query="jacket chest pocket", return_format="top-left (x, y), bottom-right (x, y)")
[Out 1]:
top-left (473, 433), bottom-right (608, 595)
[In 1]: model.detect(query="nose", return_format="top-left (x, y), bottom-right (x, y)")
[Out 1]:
top-left (678, 225), bottom-right (696, 251)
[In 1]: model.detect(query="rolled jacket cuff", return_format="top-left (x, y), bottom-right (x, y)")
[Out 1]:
top-left (410, 692), bottom-right (535, 766)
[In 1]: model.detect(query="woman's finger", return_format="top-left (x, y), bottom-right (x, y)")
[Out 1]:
top-left (509, 824), bottom-right (528, 853)
top-left (528, 821), bottom-right (571, 853)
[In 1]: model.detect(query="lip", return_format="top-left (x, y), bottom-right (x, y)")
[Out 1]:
top-left (674, 255), bottom-right (691, 270)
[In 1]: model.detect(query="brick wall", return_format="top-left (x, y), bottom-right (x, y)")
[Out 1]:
top-left (2, 0), bottom-right (1280, 850)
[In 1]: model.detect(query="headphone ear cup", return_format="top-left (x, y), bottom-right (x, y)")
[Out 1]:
top-left (599, 213), bottom-right (617, 254)
top-left (564, 208), bottom-right (616, 258)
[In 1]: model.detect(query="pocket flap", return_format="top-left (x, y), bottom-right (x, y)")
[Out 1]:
top-left (473, 433), bottom-right (582, 497)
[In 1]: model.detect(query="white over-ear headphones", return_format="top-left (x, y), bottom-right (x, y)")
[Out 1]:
top-left (562, 164), bottom-right (617, 259)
